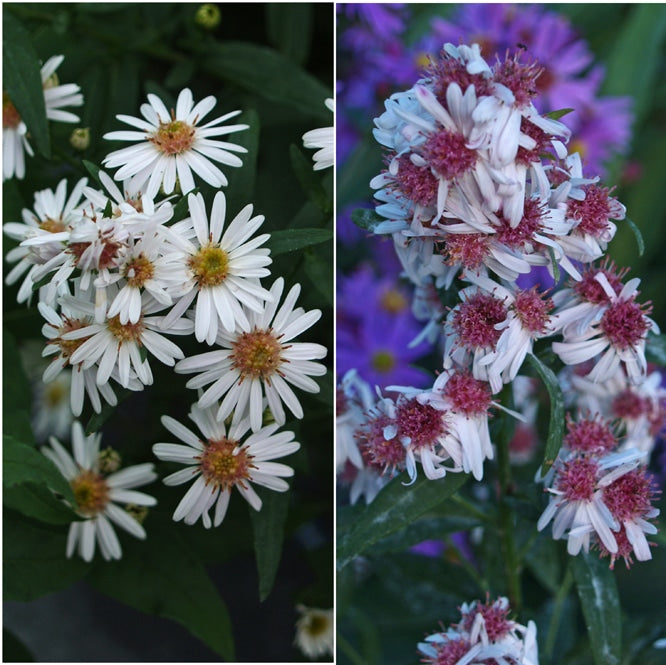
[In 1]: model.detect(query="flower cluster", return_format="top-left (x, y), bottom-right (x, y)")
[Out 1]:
top-left (5, 65), bottom-right (330, 556)
top-left (418, 596), bottom-right (539, 665)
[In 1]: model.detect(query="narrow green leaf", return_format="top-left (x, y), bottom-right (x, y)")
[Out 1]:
top-left (624, 217), bottom-right (645, 257)
top-left (82, 159), bottom-right (102, 186)
top-left (337, 472), bottom-right (469, 570)
top-left (571, 552), bottom-right (621, 665)
top-left (87, 513), bottom-right (235, 660)
top-left (3, 508), bottom-right (91, 601)
top-left (84, 388), bottom-right (133, 434)
top-left (646, 333), bottom-right (666, 366)
top-left (351, 208), bottom-right (385, 233)
top-left (266, 4), bottom-right (313, 65)
top-left (4, 435), bottom-right (75, 504)
top-left (546, 245), bottom-right (561, 284)
top-left (2, 11), bottom-right (50, 159)
top-left (199, 41), bottom-right (331, 121)
top-left (266, 228), bottom-right (332, 256)
top-left (544, 108), bottom-right (574, 120)
top-left (250, 489), bottom-right (290, 601)
top-left (527, 354), bottom-right (565, 477)
top-left (289, 144), bottom-right (332, 214)
top-left (170, 188), bottom-right (199, 224)
top-left (4, 482), bottom-right (81, 524)
top-left (3, 328), bottom-right (35, 446)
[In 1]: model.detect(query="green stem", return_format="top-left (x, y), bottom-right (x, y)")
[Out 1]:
top-left (337, 633), bottom-right (368, 665)
top-left (544, 566), bottom-right (574, 663)
top-left (450, 493), bottom-right (491, 524)
top-left (445, 535), bottom-right (489, 593)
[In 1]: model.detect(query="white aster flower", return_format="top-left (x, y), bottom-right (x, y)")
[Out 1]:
top-left (294, 605), bottom-right (334, 660)
top-left (31, 369), bottom-right (73, 443)
top-left (103, 87), bottom-right (248, 199)
top-left (160, 191), bottom-right (273, 345)
top-left (3, 55), bottom-right (83, 181)
top-left (175, 276), bottom-right (328, 432)
top-left (153, 402), bottom-right (300, 528)
top-left (302, 98), bottom-right (334, 171)
top-left (42, 421), bottom-right (157, 562)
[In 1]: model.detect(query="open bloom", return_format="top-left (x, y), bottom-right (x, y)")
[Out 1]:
top-left (103, 87), bottom-right (248, 199)
top-left (3, 55), bottom-right (83, 181)
top-left (43, 421), bottom-right (157, 561)
top-left (302, 98), bottom-right (334, 170)
top-left (294, 605), bottom-right (334, 660)
top-left (176, 276), bottom-right (328, 432)
top-left (153, 401), bottom-right (300, 528)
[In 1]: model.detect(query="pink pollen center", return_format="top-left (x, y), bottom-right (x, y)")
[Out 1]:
top-left (602, 468), bottom-right (655, 522)
top-left (452, 292), bottom-right (507, 349)
top-left (573, 266), bottom-right (625, 304)
top-left (393, 154), bottom-right (438, 207)
top-left (567, 184), bottom-right (615, 237)
top-left (496, 198), bottom-right (543, 249)
top-left (493, 55), bottom-right (542, 107)
top-left (427, 637), bottom-right (472, 665)
top-left (612, 390), bottom-right (650, 420)
top-left (513, 288), bottom-right (552, 334)
top-left (443, 372), bottom-right (492, 415)
top-left (465, 600), bottom-right (513, 642)
top-left (556, 456), bottom-right (599, 502)
top-left (422, 129), bottom-right (476, 181)
top-left (600, 298), bottom-right (651, 350)
top-left (442, 232), bottom-right (490, 269)
top-left (357, 413), bottom-right (405, 472)
top-left (564, 416), bottom-right (617, 454)
top-left (396, 398), bottom-right (447, 449)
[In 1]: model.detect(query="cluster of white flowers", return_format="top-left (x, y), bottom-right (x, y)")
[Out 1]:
top-left (340, 40), bottom-right (662, 571)
top-left (5, 57), bottom-right (331, 558)
top-left (418, 596), bottom-right (539, 665)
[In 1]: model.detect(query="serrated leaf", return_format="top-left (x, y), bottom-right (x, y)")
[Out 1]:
top-left (199, 41), bottom-right (331, 121)
top-left (351, 208), bottom-right (385, 232)
top-left (3, 435), bottom-right (75, 504)
top-left (3, 508), bottom-right (91, 601)
top-left (87, 513), bottom-right (235, 660)
top-left (2, 11), bottom-right (50, 159)
top-left (337, 472), bottom-right (469, 570)
top-left (527, 354), bottom-right (565, 477)
top-left (266, 4), bottom-right (313, 65)
top-left (266, 228), bottom-right (332, 256)
top-left (289, 144), bottom-right (332, 214)
top-left (625, 217), bottom-right (645, 257)
top-left (4, 482), bottom-right (81, 524)
top-left (250, 489), bottom-right (290, 601)
top-left (571, 551), bottom-right (621, 665)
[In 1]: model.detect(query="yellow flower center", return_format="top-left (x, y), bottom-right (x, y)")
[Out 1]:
top-left (44, 381), bottom-right (68, 407)
top-left (150, 118), bottom-right (195, 155)
top-left (39, 217), bottom-right (67, 233)
top-left (304, 613), bottom-right (330, 638)
top-left (106, 314), bottom-right (144, 342)
top-left (380, 288), bottom-right (407, 313)
top-left (71, 469), bottom-right (109, 516)
top-left (188, 244), bottom-right (230, 287)
top-left (199, 437), bottom-right (253, 489)
top-left (123, 254), bottom-right (155, 288)
top-left (371, 350), bottom-right (395, 373)
top-left (3, 91), bottom-right (21, 129)
top-left (50, 317), bottom-right (92, 360)
top-left (231, 329), bottom-right (283, 380)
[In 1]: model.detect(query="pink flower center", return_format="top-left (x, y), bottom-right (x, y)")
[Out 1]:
top-left (393, 154), bottom-right (438, 207)
top-left (425, 637), bottom-right (472, 665)
top-left (516, 118), bottom-right (553, 165)
top-left (451, 292), bottom-right (507, 350)
top-left (396, 398), bottom-right (447, 450)
top-left (612, 390), bottom-right (650, 420)
top-left (564, 415), bottom-right (617, 454)
top-left (496, 198), bottom-right (544, 249)
top-left (573, 263), bottom-right (626, 304)
top-left (556, 455), bottom-right (599, 502)
top-left (443, 371), bottom-right (493, 416)
top-left (442, 232), bottom-right (490, 270)
top-left (199, 437), bottom-right (253, 489)
top-left (231, 329), bottom-right (283, 380)
top-left (493, 53), bottom-right (542, 107)
top-left (429, 53), bottom-right (493, 103)
top-left (421, 129), bottom-right (477, 181)
top-left (567, 184), bottom-right (617, 237)
top-left (513, 287), bottom-right (552, 335)
top-left (600, 298), bottom-right (651, 350)
top-left (603, 468), bottom-right (656, 522)
top-left (357, 413), bottom-right (405, 473)
top-left (461, 598), bottom-right (513, 642)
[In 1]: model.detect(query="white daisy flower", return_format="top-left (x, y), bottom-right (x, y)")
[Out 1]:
top-left (4, 177), bottom-right (87, 304)
top-left (42, 421), bottom-right (157, 562)
top-left (31, 369), bottom-right (73, 443)
top-left (294, 605), bottom-right (334, 660)
top-left (3, 55), bottom-right (83, 181)
top-left (160, 191), bottom-right (273, 345)
top-left (302, 98), bottom-right (334, 171)
top-left (152, 402), bottom-right (300, 528)
top-left (175, 276), bottom-right (328, 432)
top-left (102, 87), bottom-right (248, 199)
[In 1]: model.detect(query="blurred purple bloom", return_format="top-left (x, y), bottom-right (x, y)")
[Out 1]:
top-left (411, 540), bottom-right (446, 557)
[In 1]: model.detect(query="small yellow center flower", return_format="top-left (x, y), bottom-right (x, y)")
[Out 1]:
top-left (106, 314), bottom-right (144, 342)
top-left (372, 350), bottom-right (395, 373)
top-left (188, 244), bottom-right (230, 287)
top-left (200, 437), bottom-right (253, 490)
top-left (71, 469), bottom-right (109, 516)
top-left (150, 118), bottom-right (195, 155)
top-left (39, 217), bottom-right (67, 234)
top-left (231, 329), bottom-right (282, 380)
top-left (123, 254), bottom-right (155, 288)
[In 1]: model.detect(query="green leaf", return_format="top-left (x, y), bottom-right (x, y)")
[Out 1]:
top-left (87, 513), bottom-right (235, 660)
top-left (169, 188), bottom-right (199, 224)
top-left (3, 329), bottom-right (35, 445)
top-left (266, 4), bottom-right (313, 65)
top-left (527, 354), bottom-right (565, 477)
top-left (2, 11), bottom-right (50, 159)
top-left (266, 228), bottom-right (332, 256)
top-left (289, 144), bottom-right (332, 214)
top-left (646, 333), bottom-right (666, 366)
top-left (602, 5), bottom-right (666, 126)
top-left (337, 472), bottom-right (469, 570)
top-left (303, 246), bottom-right (333, 305)
top-left (547, 244), bottom-right (561, 284)
top-left (571, 551), bottom-right (621, 665)
top-left (3, 508), bottom-right (90, 601)
top-left (4, 482), bottom-right (81, 524)
top-left (351, 208), bottom-right (385, 233)
top-left (82, 159), bottom-right (103, 186)
top-left (624, 217), bottom-right (645, 257)
top-left (84, 387), bottom-right (132, 434)
top-left (250, 489), bottom-right (290, 601)
top-left (544, 108), bottom-right (574, 120)
top-left (199, 41), bottom-right (331, 121)
top-left (4, 435), bottom-right (75, 504)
